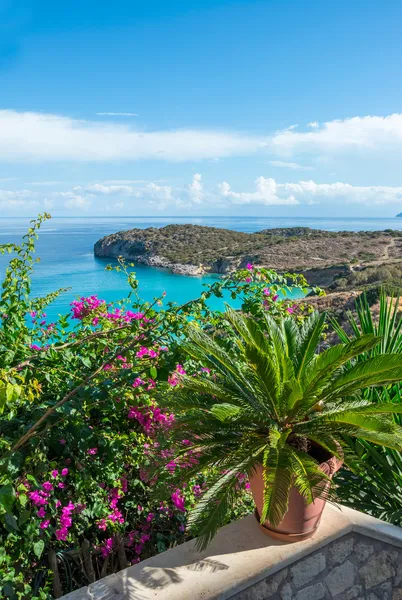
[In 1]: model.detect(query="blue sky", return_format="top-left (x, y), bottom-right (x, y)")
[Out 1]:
top-left (1, 0), bottom-right (402, 217)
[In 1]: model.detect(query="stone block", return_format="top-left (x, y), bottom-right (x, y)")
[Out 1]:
top-left (295, 582), bottom-right (326, 600)
top-left (344, 585), bottom-right (364, 600)
top-left (325, 560), bottom-right (357, 597)
top-left (280, 583), bottom-right (293, 600)
top-left (372, 581), bottom-right (393, 600)
top-left (355, 541), bottom-right (374, 563)
top-left (264, 569), bottom-right (288, 597)
top-left (290, 552), bottom-right (326, 588)
top-left (240, 568), bottom-right (288, 599)
top-left (328, 536), bottom-right (354, 567)
top-left (359, 550), bottom-right (397, 589)
top-left (393, 590), bottom-right (402, 600)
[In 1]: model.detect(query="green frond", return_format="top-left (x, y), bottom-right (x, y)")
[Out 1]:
top-left (260, 440), bottom-right (293, 526)
top-left (288, 447), bottom-right (332, 505)
top-left (187, 462), bottom-right (249, 551)
top-left (210, 403), bottom-right (243, 422)
top-left (294, 311), bottom-right (326, 379)
top-left (322, 353), bottom-right (402, 401)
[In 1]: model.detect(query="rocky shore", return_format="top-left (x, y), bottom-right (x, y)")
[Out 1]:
top-left (94, 224), bottom-right (402, 289)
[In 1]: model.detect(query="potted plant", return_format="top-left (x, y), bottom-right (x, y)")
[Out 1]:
top-left (163, 308), bottom-right (402, 548)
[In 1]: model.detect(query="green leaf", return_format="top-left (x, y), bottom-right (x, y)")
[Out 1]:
top-left (210, 403), bottom-right (242, 422)
top-left (0, 484), bottom-right (15, 512)
top-left (150, 366), bottom-right (157, 379)
top-left (4, 513), bottom-right (19, 533)
top-left (18, 509), bottom-right (31, 526)
top-left (33, 539), bottom-right (45, 559)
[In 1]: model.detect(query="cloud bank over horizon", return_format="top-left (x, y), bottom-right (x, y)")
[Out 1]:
top-left (2, 174), bottom-right (402, 215)
top-left (1, 109), bottom-right (402, 215)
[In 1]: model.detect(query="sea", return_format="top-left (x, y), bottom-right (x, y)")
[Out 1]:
top-left (0, 215), bottom-right (401, 323)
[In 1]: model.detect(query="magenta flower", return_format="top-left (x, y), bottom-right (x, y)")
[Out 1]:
top-left (272, 294), bottom-right (279, 302)
top-left (59, 439), bottom-right (66, 445)
top-left (263, 288), bottom-right (270, 296)
top-left (61, 468), bottom-right (69, 476)
top-left (246, 263), bottom-right (254, 270)
top-left (87, 448), bottom-right (98, 455)
top-left (51, 470), bottom-right (59, 478)
top-left (55, 527), bottom-right (68, 541)
top-left (42, 481), bottom-right (53, 493)
top-left (171, 490), bottom-right (186, 512)
top-left (101, 537), bottom-right (114, 558)
top-left (40, 519), bottom-right (50, 529)
top-left (37, 507), bottom-right (46, 518)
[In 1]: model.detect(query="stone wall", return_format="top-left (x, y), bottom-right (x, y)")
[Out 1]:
top-left (230, 533), bottom-right (402, 600)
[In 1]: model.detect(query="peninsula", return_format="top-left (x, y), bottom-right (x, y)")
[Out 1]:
top-left (94, 224), bottom-right (402, 290)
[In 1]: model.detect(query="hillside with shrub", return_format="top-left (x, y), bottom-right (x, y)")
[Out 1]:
top-left (95, 224), bottom-right (402, 288)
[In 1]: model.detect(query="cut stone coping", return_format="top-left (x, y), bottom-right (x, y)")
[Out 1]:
top-left (61, 504), bottom-right (402, 600)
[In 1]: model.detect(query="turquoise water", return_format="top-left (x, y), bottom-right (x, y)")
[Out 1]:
top-left (1, 215), bottom-right (401, 322)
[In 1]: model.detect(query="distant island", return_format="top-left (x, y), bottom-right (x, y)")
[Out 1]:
top-left (397, 213), bottom-right (402, 217)
top-left (94, 224), bottom-right (402, 291)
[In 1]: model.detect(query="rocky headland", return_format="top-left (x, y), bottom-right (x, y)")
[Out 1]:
top-left (94, 224), bottom-right (402, 290)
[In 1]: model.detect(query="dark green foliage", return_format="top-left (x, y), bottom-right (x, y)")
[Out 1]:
top-left (161, 307), bottom-right (402, 550)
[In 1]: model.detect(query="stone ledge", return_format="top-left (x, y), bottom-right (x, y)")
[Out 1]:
top-left (60, 504), bottom-right (402, 600)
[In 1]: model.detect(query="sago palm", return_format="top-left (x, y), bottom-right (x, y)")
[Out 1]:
top-left (332, 290), bottom-right (402, 524)
top-left (164, 307), bottom-right (402, 549)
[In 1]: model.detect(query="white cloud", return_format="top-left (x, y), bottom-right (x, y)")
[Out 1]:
top-left (96, 112), bottom-right (138, 117)
top-left (271, 114), bottom-right (402, 156)
top-left (75, 183), bottom-right (134, 195)
top-left (218, 177), bottom-right (299, 206)
top-left (0, 189), bottom-right (39, 208)
top-left (2, 110), bottom-right (402, 169)
top-left (143, 182), bottom-right (173, 202)
top-left (218, 177), bottom-right (402, 206)
top-left (55, 191), bottom-right (92, 210)
top-left (186, 173), bottom-right (204, 204)
top-left (268, 160), bottom-right (313, 171)
top-left (282, 180), bottom-right (402, 205)
top-left (0, 110), bottom-right (261, 163)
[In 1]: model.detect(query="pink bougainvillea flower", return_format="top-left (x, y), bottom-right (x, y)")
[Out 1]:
top-left (245, 277), bottom-right (252, 283)
top-left (61, 468), bottom-right (69, 476)
top-left (101, 537), bottom-right (114, 558)
top-left (37, 507), bottom-right (46, 518)
top-left (40, 519), bottom-right (50, 529)
top-left (272, 294), bottom-right (279, 302)
top-left (87, 448), bottom-right (98, 455)
top-left (51, 470), bottom-right (59, 478)
top-left (55, 527), bottom-right (68, 541)
top-left (171, 490), bottom-right (186, 512)
top-left (59, 439), bottom-right (66, 445)
top-left (246, 263), bottom-right (254, 270)
top-left (263, 288), bottom-right (270, 296)
top-left (42, 481), bottom-right (53, 493)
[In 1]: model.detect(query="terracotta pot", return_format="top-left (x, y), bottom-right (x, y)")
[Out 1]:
top-left (249, 452), bottom-right (343, 542)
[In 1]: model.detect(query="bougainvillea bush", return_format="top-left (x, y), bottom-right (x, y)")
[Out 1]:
top-left (0, 215), bottom-right (315, 599)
